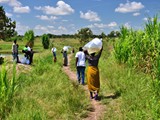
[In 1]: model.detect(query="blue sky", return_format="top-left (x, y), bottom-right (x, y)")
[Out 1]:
top-left (1, 0), bottom-right (160, 35)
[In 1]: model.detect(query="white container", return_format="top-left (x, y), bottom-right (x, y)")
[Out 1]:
top-left (63, 46), bottom-right (71, 51)
top-left (83, 38), bottom-right (102, 54)
top-left (63, 46), bottom-right (68, 51)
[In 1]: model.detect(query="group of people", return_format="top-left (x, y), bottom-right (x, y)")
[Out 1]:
top-left (21, 45), bottom-right (34, 64)
top-left (51, 46), bottom-right (69, 66)
top-left (75, 46), bottom-right (103, 100)
top-left (51, 45), bottom-right (103, 100)
top-left (12, 40), bottom-right (34, 65)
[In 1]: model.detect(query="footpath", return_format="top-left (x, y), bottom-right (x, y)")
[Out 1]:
top-left (62, 54), bottom-right (106, 120)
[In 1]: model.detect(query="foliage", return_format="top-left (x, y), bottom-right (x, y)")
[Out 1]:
top-left (0, 57), bottom-right (4, 64)
top-left (114, 15), bottom-right (160, 119)
top-left (77, 27), bottom-right (93, 44)
top-left (5, 50), bottom-right (89, 120)
top-left (100, 32), bottom-right (106, 39)
top-left (0, 63), bottom-right (17, 119)
top-left (0, 6), bottom-right (16, 41)
top-left (42, 34), bottom-right (50, 49)
top-left (23, 30), bottom-right (35, 48)
top-left (114, 15), bottom-right (160, 78)
top-left (108, 30), bottom-right (120, 38)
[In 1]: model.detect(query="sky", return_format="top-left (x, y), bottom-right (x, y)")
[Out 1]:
top-left (0, 0), bottom-right (160, 35)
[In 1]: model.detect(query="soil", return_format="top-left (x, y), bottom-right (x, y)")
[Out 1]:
top-left (62, 54), bottom-right (105, 120)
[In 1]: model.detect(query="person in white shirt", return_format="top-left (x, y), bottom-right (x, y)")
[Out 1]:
top-left (75, 47), bottom-right (86, 85)
top-left (51, 47), bottom-right (57, 62)
top-left (12, 40), bottom-right (18, 62)
top-left (27, 46), bottom-right (31, 51)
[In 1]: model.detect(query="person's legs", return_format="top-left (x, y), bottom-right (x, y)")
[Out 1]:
top-left (81, 67), bottom-right (85, 85)
top-left (13, 53), bottom-right (18, 63)
top-left (94, 91), bottom-right (99, 100)
top-left (54, 57), bottom-right (56, 62)
top-left (90, 91), bottom-right (93, 99)
top-left (77, 67), bottom-right (81, 83)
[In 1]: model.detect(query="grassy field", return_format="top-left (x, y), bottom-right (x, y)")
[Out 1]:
top-left (0, 37), bottom-right (159, 119)
top-left (0, 37), bottom-right (43, 54)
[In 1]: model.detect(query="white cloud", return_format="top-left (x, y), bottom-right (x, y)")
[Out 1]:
top-left (0, 0), bottom-right (30, 13)
top-left (35, 25), bottom-right (49, 31)
top-left (36, 15), bottom-right (58, 21)
top-left (0, 0), bottom-right (21, 7)
top-left (80, 10), bottom-right (101, 22)
top-left (13, 6), bottom-right (30, 13)
top-left (0, 0), bottom-right (9, 3)
top-left (58, 26), bottom-right (67, 31)
top-left (88, 22), bottom-right (117, 29)
top-left (90, 23), bottom-right (107, 28)
top-left (34, 25), bottom-right (69, 35)
top-left (143, 17), bottom-right (154, 22)
top-left (62, 19), bottom-right (68, 22)
top-left (34, 1), bottom-right (74, 15)
top-left (115, 1), bottom-right (144, 13)
top-left (133, 12), bottom-right (140, 16)
top-left (15, 22), bottom-right (30, 35)
top-left (124, 22), bottom-right (131, 28)
top-left (108, 22), bottom-right (117, 27)
top-left (6, 12), bottom-right (12, 17)
top-left (143, 17), bottom-right (148, 21)
top-left (47, 25), bottom-right (54, 29)
top-left (9, 0), bottom-right (21, 7)
top-left (34, 6), bottom-right (42, 10)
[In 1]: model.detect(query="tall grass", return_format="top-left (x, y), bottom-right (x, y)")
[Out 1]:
top-left (113, 15), bottom-right (160, 119)
top-left (6, 50), bottom-right (90, 120)
top-left (0, 62), bottom-right (17, 119)
top-left (114, 15), bottom-right (160, 78)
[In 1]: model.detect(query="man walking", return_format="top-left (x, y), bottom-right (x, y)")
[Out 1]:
top-left (75, 47), bottom-right (86, 85)
top-left (12, 40), bottom-right (18, 63)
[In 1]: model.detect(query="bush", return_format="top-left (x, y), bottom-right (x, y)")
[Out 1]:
top-left (23, 30), bottom-right (35, 48)
top-left (0, 57), bottom-right (4, 64)
top-left (42, 34), bottom-right (50, 49)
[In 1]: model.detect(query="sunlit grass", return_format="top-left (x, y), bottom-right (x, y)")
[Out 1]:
top-left (6, 50), bottom-right (90, 120)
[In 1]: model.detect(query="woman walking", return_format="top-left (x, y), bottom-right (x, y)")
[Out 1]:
top-left (84, 47), bottom-right (103, 100)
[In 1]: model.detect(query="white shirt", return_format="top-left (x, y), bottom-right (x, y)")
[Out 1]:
top-left (75, 51), bottom-right (86, 67)
top-left (27, 46), bottom-right (31, 51)
top-left (51, 47), bottom-right (56, 52)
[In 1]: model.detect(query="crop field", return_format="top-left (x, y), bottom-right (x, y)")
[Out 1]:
top-left (0, 16), bottom-right (160, 119)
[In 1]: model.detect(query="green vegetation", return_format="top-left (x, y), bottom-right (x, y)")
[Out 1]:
top-left (0, 63), bottom-right (16, 119)
top-left (1, 14), bottom-right (160, 119)
top-left (42, 34), bottom-right (50, 49)
top-left (23, 30), bottom-right (35, 48)
top-left (77, 27), bottom-right (93, 43)
top-left (69, 36), bottom-right (160, 119)
top-left (1, 47), bottom-right (90, 120)
top-left (0, 6), bottom-right (16, 41)
top-left (113, 15), bottom-right (160, 119)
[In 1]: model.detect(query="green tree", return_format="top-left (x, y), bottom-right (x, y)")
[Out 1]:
top-left (0, 6), bottom-right (16, 40)
top-left (108, 31), bottom-right (116, 37)
top-left (100, 32), bottom-right (106, 39)
top-left (108, 31), bottom-right (120, 38)
top-left (77, 28), bottom-right (93, 43)
top-left (42, 34), bottom-right (50, 49)
top-left (23, 30), bottom-right (34, 48)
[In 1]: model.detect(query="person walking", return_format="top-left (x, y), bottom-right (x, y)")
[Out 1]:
top-left (51, 47), bottom-right (57, 62)
top-left (61, 49), bottom-right (68, 66)
top-left (75, 47), bottom-right (86, 85)
top-left (84, 46), bottom-right (103, 100)
top-left (12, 40), bottom-right (18, 63)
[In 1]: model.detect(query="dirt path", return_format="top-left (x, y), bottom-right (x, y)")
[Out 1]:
top-left (62, 54), bottom-right (105, 120)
